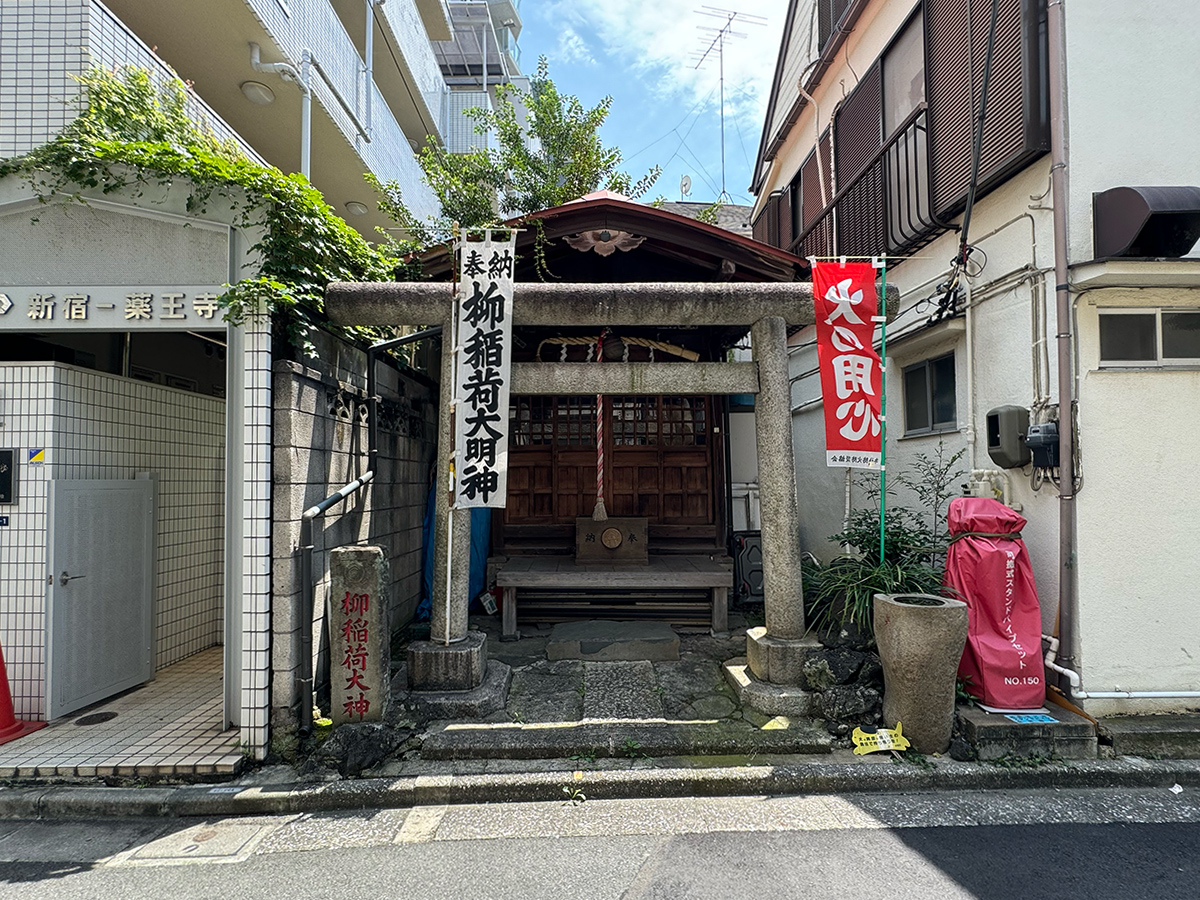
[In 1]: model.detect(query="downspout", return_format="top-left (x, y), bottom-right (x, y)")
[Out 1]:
top-left (249, 42), bottom-right (371, 181)
top-left (300, 51), bottom-right (313, 179)
top-left (1047, 0), bottom-right (1079, 681)
top-left (364, 0), bottom-right (376, 139)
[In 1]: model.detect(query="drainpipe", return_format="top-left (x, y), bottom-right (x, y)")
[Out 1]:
top-left (250, 42), bottom-right (370, 181)
top-left (1044, 637), bottom-right (1200, 700)
top-left (364, 0), bottom-right (376, 139)
top-left (300, 51), bottom-right (313, 179)
top-left (1047, 0), bottom-right (1078, 681)
top-left (249, 43), bottom-right (312, 178)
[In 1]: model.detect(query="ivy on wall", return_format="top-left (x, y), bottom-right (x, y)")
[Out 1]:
top-left (0, 65), bottom-right (401, 354)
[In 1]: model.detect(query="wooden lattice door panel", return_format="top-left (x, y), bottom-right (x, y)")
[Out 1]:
top-left (554, 450), bottom-right (600, 521)
top-left (505, 453), bottom-right (555, 521)
top-left (505, 394), bottom-right (715, 532)
top-left (609, 396), bottom-right (712, 525)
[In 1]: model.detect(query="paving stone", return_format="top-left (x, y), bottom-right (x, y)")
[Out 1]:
top-left (1101, 715), bottom-right (1200, 759)
top-left (547, 621), bottom-right (680, 662)
top-left (584, 661), bottom-right (664, 719)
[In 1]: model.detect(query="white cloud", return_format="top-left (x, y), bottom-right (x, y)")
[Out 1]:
top-left (545, 0), bottom-right (788, 130)
top-left (556, 27), bottom-right (597, 66)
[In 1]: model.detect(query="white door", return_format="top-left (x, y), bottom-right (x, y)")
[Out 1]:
top-left (46, 479), bottom-right (155, 720)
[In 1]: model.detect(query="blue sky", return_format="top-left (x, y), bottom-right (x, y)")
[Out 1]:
top-left (516, 0), bottom-right (788, 209)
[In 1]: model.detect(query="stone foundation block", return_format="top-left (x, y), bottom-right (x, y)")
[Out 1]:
top-left (407, 631), bottom-right (487, 691)
top-left (724, 657), bottom-right (816, 717)
top-left (745, 627), bottom-right (823, 685)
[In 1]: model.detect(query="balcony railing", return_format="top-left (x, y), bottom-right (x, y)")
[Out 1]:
top-left (790, 106), bottom-right (948, 261)
top-left (90, 1), bottom-right (266, 164)
top-left (248, 0), bottom-right (440, 219)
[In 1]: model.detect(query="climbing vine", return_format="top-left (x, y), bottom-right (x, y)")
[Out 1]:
top-left (0, 65), bottom-right (401, 352)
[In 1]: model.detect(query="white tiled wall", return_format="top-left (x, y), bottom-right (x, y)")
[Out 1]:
top-left (238, 318), bottom-right (273, 756)
top-left (0, 0), bottom-right (262, 162)
top-left (0, 362), bottom-right (225, 719)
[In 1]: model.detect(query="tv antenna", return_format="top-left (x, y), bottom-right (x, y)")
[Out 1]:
top-left (680, 174), bottom-right (692, 199)
top-left (691, 6), bottom-right (766, 202)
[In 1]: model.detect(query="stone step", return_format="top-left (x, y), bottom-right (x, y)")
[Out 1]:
top-left (583, 661), bottom-right (664, 719)
top-left (546, 620), bottom-right (680, 662)
top-left (419, 719), bottom-right (832, 761)
top-left (958, 705), bottom-right (1097, 760)
top-left (1099, 715), bottom-right (1200, 759)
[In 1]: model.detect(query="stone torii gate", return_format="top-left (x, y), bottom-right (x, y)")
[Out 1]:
top-left (325, 280), bottom-right (894, 713)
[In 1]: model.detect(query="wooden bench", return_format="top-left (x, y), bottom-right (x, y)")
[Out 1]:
top-left (495, 556), bottom-right (733, 639)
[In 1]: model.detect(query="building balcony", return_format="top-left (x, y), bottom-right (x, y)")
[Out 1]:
top-left (91, 0), bottom-right (442, 226)
top-left (0, 1), bottom-right (263, 165)
top-left (435, 0), bottom-right (522, 88)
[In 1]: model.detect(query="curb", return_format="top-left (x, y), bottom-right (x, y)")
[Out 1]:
top-left (3, 757), bottom-right (1200, 819)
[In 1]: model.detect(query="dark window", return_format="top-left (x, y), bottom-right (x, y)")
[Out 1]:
top-left (1099, 309), bottom-right (1200, 364)
top-left (903, 353), bottom-right (957, 434)
top-left (1099, 313), bottom-right (1156, 362)
top-left (1163, 311), bottom-right (1200, 360)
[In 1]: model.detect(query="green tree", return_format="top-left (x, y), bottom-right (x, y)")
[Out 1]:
top-left (376, 57), bottom-right (660, 247)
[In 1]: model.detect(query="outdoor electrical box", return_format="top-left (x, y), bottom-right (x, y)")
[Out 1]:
top-left (986, 406), bottom-right (1030, 469)
top-left (1026, 422), bottom-right (1060, 468)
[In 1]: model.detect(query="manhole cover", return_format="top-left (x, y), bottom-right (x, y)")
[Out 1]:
top-left (74, 712), bottom-right (118, 726)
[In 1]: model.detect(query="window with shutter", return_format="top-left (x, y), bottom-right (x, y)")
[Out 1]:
top-left (925, 0), bottom-right (1048, 217)
top-left (778, 186), bottom-right (794, 249)
top-left (818, 0), bottom-right (853, 51)
top-left (834, 65), bottom-right (885, 256)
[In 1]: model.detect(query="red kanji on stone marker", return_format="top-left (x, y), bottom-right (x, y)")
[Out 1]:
top-left (343, 693), bottom-right (370, 719)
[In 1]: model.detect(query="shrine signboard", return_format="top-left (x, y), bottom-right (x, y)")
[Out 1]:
top-left (453, 232), bottom-right (517, 509)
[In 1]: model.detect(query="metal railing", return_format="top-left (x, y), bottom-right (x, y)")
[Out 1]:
top-left (296, 325), bottom-right (443, 736)
top-left (789, 106), bottom-right (952, 260)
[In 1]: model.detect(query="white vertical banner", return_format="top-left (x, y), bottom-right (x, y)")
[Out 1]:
top-left (453, 230), bottom-right (517, 508)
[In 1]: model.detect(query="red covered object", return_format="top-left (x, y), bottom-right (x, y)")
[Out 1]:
top-left (943, 497), bottom-right (1046, 709)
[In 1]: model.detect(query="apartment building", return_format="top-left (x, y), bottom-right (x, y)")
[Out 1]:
top-left (751, 0), bottom-right (1200, 713)
top-left (0, 0), bottom-right (523, 774)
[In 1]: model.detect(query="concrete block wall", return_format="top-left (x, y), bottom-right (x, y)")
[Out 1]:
top-left (270, 340), bottom-right (437, 728)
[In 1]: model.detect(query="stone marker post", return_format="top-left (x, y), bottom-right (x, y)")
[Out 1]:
top-left (329, 546), bottom-right (389, 726)
top-left (430, 314), bottom-right (472, 647)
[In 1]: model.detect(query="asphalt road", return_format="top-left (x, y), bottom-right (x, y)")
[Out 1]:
top-left (0, 787), bottom-right (1196, 899)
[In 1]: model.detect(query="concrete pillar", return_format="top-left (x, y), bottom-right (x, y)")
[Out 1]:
top-left (430, 317), bottom-right (471, 645)
top-left (750, 315), bottom-right (805, 640)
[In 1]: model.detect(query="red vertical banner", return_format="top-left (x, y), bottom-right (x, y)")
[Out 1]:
top-left (812, 262), bottom-right (883, 469)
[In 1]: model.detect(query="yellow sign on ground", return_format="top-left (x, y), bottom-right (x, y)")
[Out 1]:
top-left (851, 722), bottom-right (911, 755)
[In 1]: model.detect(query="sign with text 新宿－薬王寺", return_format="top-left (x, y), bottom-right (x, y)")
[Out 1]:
top-left (0, 287), bottom-right (227, 330)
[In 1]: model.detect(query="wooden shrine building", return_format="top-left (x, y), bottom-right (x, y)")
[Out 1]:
top-left (328, 191), bottom-right (812, 645)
